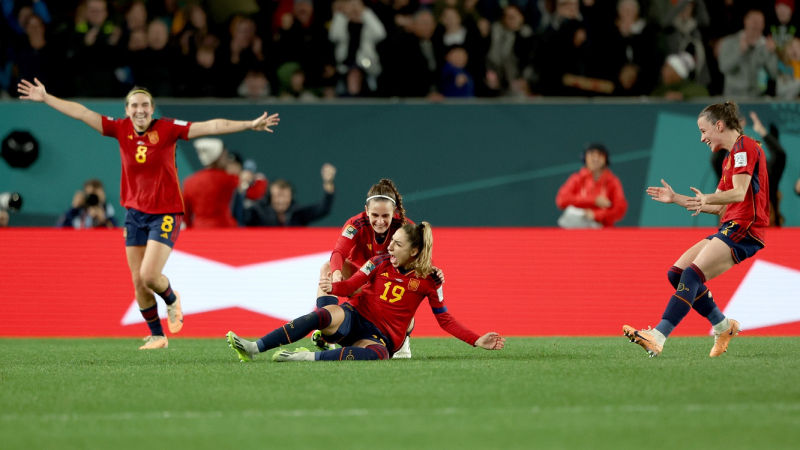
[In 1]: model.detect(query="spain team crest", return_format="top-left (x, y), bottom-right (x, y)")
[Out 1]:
top-left (148, 131), bottom-right (159, 144)
top-left (408, 279), bottom-right (420, 291)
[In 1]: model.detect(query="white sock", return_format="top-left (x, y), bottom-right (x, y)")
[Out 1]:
top-left (713, 318), bottom-right (730, 334)
top-left (651, 328), bottom-right (667, 346)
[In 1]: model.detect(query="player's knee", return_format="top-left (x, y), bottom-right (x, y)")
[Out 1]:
top-left (140, 271), bottom-right (161, 290)
top-left (667, 266), bottom-right (683, 289)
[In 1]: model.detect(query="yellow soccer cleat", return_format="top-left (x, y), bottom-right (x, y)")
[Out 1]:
top-left (166, 292), bottom-right (184, 334)
top-left (623, 325), bottom-right (663, 357)
top-left (226, 331), bottom-right (259, 362)
top-left (710, 319), bottom-right (741, 357)
top-left (139, 335), bottom-right (168, 350)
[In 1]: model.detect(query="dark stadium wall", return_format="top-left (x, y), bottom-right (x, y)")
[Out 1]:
top-left (2, 102), bottom-right (799, 226)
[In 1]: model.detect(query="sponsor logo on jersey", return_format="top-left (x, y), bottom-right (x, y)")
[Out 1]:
top-left (367, 244), bottom-right (372, 251)
top-left (174, 120), bottom-right (188, 126)
top-left (360, 261), bottom-right (376, 275)
top-left (128, 135), bottom-right (133, 140)
top-left (408, 279), bottom-right (420, 291)
top-left (381, 272), bottom-right (389, 277)
top-left (148, 131), bottom-right (159, 144)
top-left (137, 141), bottom-right (145, 145)
top-left (342, 225), bottom-right (357, 239)
top-left (734, 152), bottom-right (747, 168)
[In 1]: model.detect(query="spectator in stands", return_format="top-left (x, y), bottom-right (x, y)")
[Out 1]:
top-left (57, 178), bottom-right (117, 229)
top-left (14, 14), bottom-right (62, 94)
top-left (775, 36), bottom-right (800, 98)
top-left (747, 111), bottom-right (787, 226)
top-left (273, 0), bottom-right (336, 93)
top-left (220, 15), bottom-right (267, 97)
top-left (70, 0), bottom-right (123, 97)
top-left (178, 3), bottom-right (218, 58)
top-left (718, 9), bottom-right (779, 97)
top-left (651, 51), bottom-right (709, 100)
top-left (183, 43), bottom-right (225, 97)
top-left (436, 6), bottom-right (488, 91)
top-left (329, 0), bottom-right (386, 93)
top-left (440, 46), bottom-right (474, 97)
top-left (130, 20), bottom-right (178, 96)
top-left (242, 163), bottom-right (336, 227)
top-left (123, 1), bottom-right (147, 38)
top-left (535, 9), bottom-right (590, 96)
top-left (2, 0), bottom-right (51, 36)
top-left (485, 4), bottom-right (535, 98)
top-left (183, 138), bottom-right (241, 228)
top-left (650, 0), bottom-right (712, 88)
top-left (769, 0), bottom-right (797, 55)
top-left (227, 151), bottom-right (268, 206)
top-left (382, 8), bottom-right (440, 98)
top-left (238, 68), bottom-right (271, 98)
top-left (0, 33), bottom-right (11, 97)
top-left (556, 143), bottom-right (628, 228)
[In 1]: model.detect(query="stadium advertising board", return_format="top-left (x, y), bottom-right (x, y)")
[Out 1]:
top-left (2, 228), bottom-right (799, 337)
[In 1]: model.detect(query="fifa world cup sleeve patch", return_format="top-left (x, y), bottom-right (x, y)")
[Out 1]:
top-left (174, 119), bottom-right (188, 126)
top-left (342, 225), bottom-right (358, 239)
top-left (734, 152), bottom-right (747, 168)
top-left (437, 286), bottom-right (444, 301)
top-left (360, 260), bottom-right (376, 275)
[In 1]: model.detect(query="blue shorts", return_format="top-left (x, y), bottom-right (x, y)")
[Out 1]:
top-left (325, 303), bottom-right (393, 353)
top-left (124, 208), bottom-right (183, 248)
top-left (706, 221), bottom-right (764, 264)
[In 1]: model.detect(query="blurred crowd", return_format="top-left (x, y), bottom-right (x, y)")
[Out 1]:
top-left (1, 0), bottom-right (799, 100)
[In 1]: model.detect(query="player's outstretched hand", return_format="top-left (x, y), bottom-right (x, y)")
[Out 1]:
top-left (319, 271), bottom-right (333, 294)
top-left (18, 78), bottom-right (47, 102)
top-left (646, 179), bottom-right (675, 204)
top-left (686, 187), bottom-right (707, 216)
top-left (476, 332), bottom-right (505, 350)
top-left (251, 112), bottom-right (280, 132)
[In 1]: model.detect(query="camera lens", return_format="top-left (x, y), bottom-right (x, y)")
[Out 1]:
top-left (85, 193), bottom-right (100, 207)
top-left (0, 192), bottom-right (23, 212)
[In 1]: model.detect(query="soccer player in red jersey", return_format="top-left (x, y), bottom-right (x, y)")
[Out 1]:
top-left (226, 222), bottom-right (505, 362)
top-left (18, 78), bottom-right (279, 349)
top-left (624, 101), bottom-right (769, 357)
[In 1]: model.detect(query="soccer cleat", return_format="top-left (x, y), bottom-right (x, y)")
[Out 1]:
top-left (311, 330), bottom-right (336, 351)
top-left (139, 335), bottom-right (168, 350)
top-left (226, 331), bottom-right (259, 362)
top-left (710, 319), bottom-right (741, 357)
top-left (272, 347), bottom-right (314, 362)
top-left (623, 325), bottom-right (663, 357)
top-left (392, 336), bottom-right (412, 359)
top-left (166, 292), bottom-right (184, 334)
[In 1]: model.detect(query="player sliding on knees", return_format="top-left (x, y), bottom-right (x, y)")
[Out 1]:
top-left (227, 222), bottom-right (504, 362)
top-left (18, 78), bottom-right (279, 349)
top-left (623, 101), bottom-right (769, 357)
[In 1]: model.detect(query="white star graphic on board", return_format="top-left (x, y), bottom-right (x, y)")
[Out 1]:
top-left (720, 260), bottom-right (800, 333)
top-left (121, 250), bottom-right (330, 325)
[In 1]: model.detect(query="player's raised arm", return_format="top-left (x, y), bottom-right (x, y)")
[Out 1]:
top-left (18, 78), bottom-right (102, 133)
top-left (187, 112), bottom-right (280, 139)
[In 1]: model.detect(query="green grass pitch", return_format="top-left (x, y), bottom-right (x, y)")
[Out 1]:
top-left (2, 337), bottom-right (799, 450)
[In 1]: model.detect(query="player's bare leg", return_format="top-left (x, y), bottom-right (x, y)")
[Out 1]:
top-left (127, 245), bottom-right (168, 349)
top-left (141, 240), bottom-right (183, 333)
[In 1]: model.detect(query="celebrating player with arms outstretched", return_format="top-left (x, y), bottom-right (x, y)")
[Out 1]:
top-left (18, 78), bottom-right (279, 349)
top-left (226, 222), bottom-right (504, 362)
top-left (624, 101), bottom-right (769, 357)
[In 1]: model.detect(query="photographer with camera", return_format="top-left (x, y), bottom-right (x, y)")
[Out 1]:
top-left (57, 179), bottom-right (117, 229)
top-left (0, 191), bottom-right (23, 227)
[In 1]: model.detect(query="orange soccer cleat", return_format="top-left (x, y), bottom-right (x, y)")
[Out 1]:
top-left (623, 325), bottom-right (664, 357)
top-left (710, 319), bottom-right (741, 357)
top-left (166, 292), bottom-right (183, 334)
top-left (139, 335), bottom-right (168, 350)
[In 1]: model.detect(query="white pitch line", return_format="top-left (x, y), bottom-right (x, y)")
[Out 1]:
top-left (2, 403), bottom-right (800, 423)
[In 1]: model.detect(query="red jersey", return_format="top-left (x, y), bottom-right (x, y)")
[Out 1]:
top-left (102, 116), bottom-right (192, 214)
top-left (718, 135), bottom-right (770, 243)
top-left (330, 255), bottom-right (479, 352)
top-left (555, 167), bottom-right (628, 227)
top-left (329, 212), bottom-right (412, 272)
top-left (182, 168), bottom-right (239, 228)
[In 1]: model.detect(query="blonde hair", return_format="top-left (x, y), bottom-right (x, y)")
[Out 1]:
top-left (400, 221), bottom-right (433, 278)
top-left (366, 179), bottom-right (406, 224)
top-left (125, 86), bottom-right (155, 107)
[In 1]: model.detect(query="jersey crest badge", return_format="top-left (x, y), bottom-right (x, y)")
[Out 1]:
top-left (360, 261), bottom-right (376, 275)
top-left (734, 152), bottom-right (747, 168)
top-left (148, 131), bottom-right (159, 144)
top-left (342, 225), bottom-right (357, 239)
top-left (408, 279), bottom-right (420, 291)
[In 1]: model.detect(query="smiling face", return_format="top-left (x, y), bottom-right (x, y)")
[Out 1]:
top-left (697, 116), bottom-right (725, 152)
top-left (365, 200), bottom-right (395, 235)
top-left (388, 228), bottom-right (418, 269)
top-left (584, 149), bottom-right (607, 172)
top-left (125, 92), bottom-right (155, 132)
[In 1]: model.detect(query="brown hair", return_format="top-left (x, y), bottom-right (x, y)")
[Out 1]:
top-left (125, 86), bottom-right (154, 107)
top-left (83, 178), bottom-right (104, 190)
top-left (366, 179), bottom-right (406, 224)
top-left (400, 221), bottom-right (433, 278)
top-left (698, 101), bottom-right (743, 134)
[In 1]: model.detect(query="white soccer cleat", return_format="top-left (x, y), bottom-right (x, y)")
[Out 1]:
top-left (392, 336), bottom-right (412, 359)
top-left (272, 347), bottom-right (315, 362)
top-left (226, 331), bottom-right (259, 362)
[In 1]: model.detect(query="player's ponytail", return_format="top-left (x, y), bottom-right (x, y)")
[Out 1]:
top-left (699, 101), bottom-right (743, 134)
top-left (366, 179), bottom-right (406, 224)
top-left (402, 221), bottom-right (433, 278)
